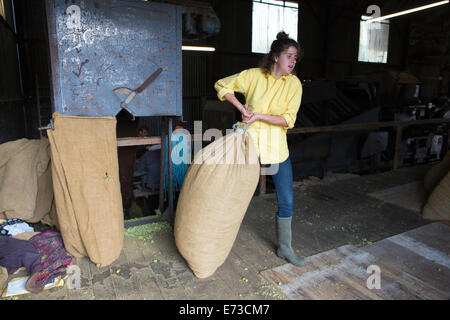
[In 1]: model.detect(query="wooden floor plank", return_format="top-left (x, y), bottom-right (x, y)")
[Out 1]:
top-left (215, 250), bottom-right (264, 299)
top-left (65, 257), bottom-right (94, 300)
top-left (6, 164), bottom-right (447, 301)
top-left (399, 222), bottom-right (450, 255)
top-left (108, 248), bottom-right (142, 300)
top-left (88, 258), bottom-right (116, 300)
top-left (363, 241), bottom-right (449, 297)
top-left (368, 181), bottom-right (427, 213)
top-left (233, 223), bottom-right (282, 273)
top-left (262, 223), bottom-right (450, 300)
top-left (261, 245), bottom-right (378, 300)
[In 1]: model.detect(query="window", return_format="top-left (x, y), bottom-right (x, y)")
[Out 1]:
top-left (252, 0), bottom-right (298, 54)
top-left (358, 16), bottom-right (389, 63)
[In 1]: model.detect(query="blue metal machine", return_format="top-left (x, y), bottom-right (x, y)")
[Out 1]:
top-left (45, 0), bottom-right (182, 117)
top-left (44, 0), bottom-right (182, 225)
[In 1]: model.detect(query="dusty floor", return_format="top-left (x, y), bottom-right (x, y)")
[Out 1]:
top-left (3, 163), bottom-right (445, 300)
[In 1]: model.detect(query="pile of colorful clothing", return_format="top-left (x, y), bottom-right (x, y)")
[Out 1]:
top-left (0, 224), bottom-right (72, 294)
top-left (0, 218), bottom-right (34, 237)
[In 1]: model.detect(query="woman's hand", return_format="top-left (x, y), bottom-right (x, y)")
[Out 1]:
top-left (240, 105), bottom-right (253, 119)
top-left (243, 113), bottom-right (289, 127)
top-left (243, 113), bottom-right (260, 125)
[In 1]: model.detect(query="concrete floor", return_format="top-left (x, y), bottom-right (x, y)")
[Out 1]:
top-left (3, 163), bottom-right (444, 300)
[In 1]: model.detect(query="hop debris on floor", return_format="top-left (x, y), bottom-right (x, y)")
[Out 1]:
top-left (1, 163), bottom-right (449, 300)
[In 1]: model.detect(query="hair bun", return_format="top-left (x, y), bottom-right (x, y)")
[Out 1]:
top-left (276, 31), bottom-right (289, 40)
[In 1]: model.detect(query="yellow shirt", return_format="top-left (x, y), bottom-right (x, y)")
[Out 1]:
top-left (214, 68), bottom-right (303, 164)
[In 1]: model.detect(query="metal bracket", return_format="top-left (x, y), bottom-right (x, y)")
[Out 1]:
top-left (38, 119), bottom-right (54, 131)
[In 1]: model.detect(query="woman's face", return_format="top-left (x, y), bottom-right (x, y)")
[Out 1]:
top-left (274, 46), bottom-right (298, 76)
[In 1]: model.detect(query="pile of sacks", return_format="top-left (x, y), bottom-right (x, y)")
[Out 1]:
top-left (422, 151), bottom-right (450, 220)
top-left (0, 138), bottom-right (57, 227)
top-left (1, 112), bottom-right (125, 269)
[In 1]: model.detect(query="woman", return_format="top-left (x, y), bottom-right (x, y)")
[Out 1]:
top-left (214, 31), bottom-right (305, 267)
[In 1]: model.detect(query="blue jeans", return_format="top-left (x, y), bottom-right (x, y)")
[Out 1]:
top-left (271, 156), bottom-right (293, 218)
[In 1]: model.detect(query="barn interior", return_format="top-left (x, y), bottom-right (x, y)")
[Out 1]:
top-left (0, 0), bottom-right (449, 301)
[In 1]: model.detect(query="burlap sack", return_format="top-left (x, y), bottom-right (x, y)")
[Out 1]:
top-left (423, 151), bottom-right (450, 194)
top-left (174, 125), bottom-right (260, 279)
top-left (40, 200), bottom-right (59, 229)
top-left (0, 138), bottom-right (53, 222)
top-left (47, 112), bottom-right (124, 267)
top-left (0, 267), bottom-right (7, 294)
top-left (27, 159), bottom-right (54, 223)
top-left (422, 169), bottom-right (450, 220)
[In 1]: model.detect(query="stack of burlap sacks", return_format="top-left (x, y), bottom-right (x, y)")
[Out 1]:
top-left (0, 112), bottom-right (124, 268)
top-left (174, 123), bottom-right (260, 279)
top-left (422, 151), bottom-right (450, 220)
top-left (0, 138), bottom-right (57, 227)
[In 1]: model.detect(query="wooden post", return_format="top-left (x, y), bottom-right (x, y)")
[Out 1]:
top-left (259, 166), bottom-right (266, 195)
top-left (393, 123), bottom-right (404, 170)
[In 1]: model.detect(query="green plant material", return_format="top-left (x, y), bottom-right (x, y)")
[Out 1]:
top-left (124, 210), bottom-right (163, 224)
top-left (153, 259), bottom-right (158, 263)
top-left (258, 277), bottom-right (286, 300)
top-left (127, 201), bottom-right (144, 219)
top-left (241, 277), bottom-right (248, 283)
top-left (354, 237), bottom-right (373, 247)
top-left (124, 221), bottom-right (172, 242)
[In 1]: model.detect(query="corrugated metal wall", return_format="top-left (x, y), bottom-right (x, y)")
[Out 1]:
top-left (0, 0), bottom-right (26, 143)
top-left (182, 52), bottom-right (210, 132)
top-left (1, 0), bottom-right (449, 142)
top-left (15, 0), bottom-right (52, 137)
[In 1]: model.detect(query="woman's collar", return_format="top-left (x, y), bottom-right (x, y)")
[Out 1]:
top-left (267, 71), bottom-right (288, 80)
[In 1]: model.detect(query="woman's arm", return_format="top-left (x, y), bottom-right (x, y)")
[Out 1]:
top-left (223, 93), bottom-right (254, 119)
top-left (244, 113), bottom-right (288, 127)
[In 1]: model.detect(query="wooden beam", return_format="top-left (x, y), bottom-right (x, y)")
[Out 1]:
top-left (287, 117), bottom-right (450, 173)
top-left (288, 118), bottom-right (450, 134)
top-left (117, 136), bottom-right (161, 147)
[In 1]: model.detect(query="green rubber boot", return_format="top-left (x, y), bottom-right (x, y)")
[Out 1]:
top-left (277, 217), bottom-right (306, 267)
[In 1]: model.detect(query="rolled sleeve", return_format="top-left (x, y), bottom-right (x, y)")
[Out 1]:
top-left (281, 81), bottom-right (303, 129)
top-left (214, 70), bottom-right (249, 101)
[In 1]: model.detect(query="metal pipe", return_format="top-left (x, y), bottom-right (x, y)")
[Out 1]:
top-left (159, 117), bottom-right (167, 213)
top-left (168, 117), bottom-right (174, 225)
top-left (37, 119), bottom-right (53, 131)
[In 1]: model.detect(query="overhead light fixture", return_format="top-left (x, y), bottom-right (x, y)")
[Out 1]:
top-left (364, 0), bottom-right (449, 23)
top-left (182, 46), bottom-right (215, 52)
